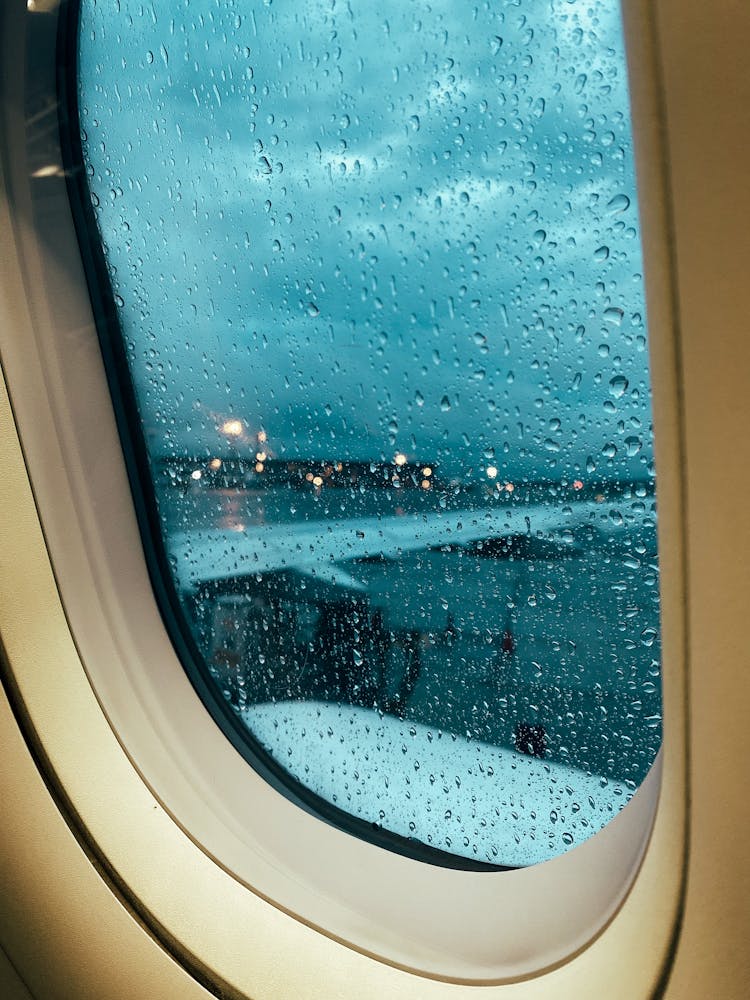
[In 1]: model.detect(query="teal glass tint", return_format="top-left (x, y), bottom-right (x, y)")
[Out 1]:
top-left (77, 0), bottom-right (661, 866)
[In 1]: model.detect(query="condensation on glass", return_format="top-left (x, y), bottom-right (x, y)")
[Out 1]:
top-left (76, 0), bottom-right (661, 867)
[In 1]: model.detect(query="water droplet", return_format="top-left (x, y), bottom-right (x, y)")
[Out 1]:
top-left (604, 307), bottom-right (624, 326)
top-left (440, 395), bottom-right (451, 412)
top-left (609, 375), bottom-right (629, 398)
top-left (625, 435), bottom-right (642, 456)
top-left (607, 193), bottom-right (631, 214)
top-left (640, 627), bottom-right (658, 648)
top-left (594, 246), bottom-right (610, 261)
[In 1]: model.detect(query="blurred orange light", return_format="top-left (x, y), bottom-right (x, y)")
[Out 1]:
top-left (394, 452), bottom-right (407, 467)
top-left (255, 462), bottom-right (264, 473)
top-left (573, 479), bottom-right (584, 491)
top-left (505, 482), bottom-right (515, 493)
top-left (209, 458), bottom-right (222, 470)
top-left (220, 418), bottom-right (244, 437)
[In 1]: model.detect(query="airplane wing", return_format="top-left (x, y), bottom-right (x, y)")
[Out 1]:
top-left (169, 499), bottom-right (604, 596)
top-left (245, 700), bottom-right (640, 868)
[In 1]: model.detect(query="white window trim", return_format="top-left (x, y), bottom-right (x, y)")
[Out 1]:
top-left (0, 0), bottom-right (687, 991)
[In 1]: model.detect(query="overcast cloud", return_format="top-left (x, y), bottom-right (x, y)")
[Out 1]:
top-left (79, 0), bottom-right (653, 481)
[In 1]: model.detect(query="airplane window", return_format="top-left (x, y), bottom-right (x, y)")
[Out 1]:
top-left (71, 0), bottom-right (661, 868)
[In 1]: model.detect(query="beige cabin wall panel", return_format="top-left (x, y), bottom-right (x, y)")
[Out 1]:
top-left (654, 0), bottom-right (750, 995)
top-left (0, 681), bottom-right (215, 1000)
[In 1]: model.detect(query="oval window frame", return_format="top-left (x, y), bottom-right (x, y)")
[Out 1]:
top-left (0, 0), bottom-right (684, 985)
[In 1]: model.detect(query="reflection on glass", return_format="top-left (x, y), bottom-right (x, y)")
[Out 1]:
top-left (78, 0), bottom-right (661, 866)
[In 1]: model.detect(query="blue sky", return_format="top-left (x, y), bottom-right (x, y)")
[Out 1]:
top-left (79, 0), bottom-right (653, 482)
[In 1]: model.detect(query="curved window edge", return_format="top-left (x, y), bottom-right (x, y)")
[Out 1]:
top-left (0, 0), bottom-right (688, 984)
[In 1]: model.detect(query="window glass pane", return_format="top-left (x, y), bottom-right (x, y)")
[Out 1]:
top-left (76, 0), bottom-right (661, 867)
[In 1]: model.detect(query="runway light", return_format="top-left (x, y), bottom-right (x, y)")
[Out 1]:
top-left (255, 462), bottom-right (265, 473)
top-left (305, 472), bottom-right (314, 482)
top-left (421, 479), bottom-right (431, 490)
top-left (209, 458), bottom-right (222, 470)
top-left (486, 466), bottom-right (498, 479)
top-left (573, 479), bottom-right (584, 491)
top-left (505, 482), bottom-right (515, 493)
top-left (191, 469), bottom-right (202, 481)
top-left (312, 475), bottom-right (323, 487)
top-left (394, 452), bottom-right (407, 467)
top-left (422, 466), bottom-right (432, 477)
top-left (256, 451), bottom-right (267, 461)
top-left (220, 418), bottom-right (244, 437)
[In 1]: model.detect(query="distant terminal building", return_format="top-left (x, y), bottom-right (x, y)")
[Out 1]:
top-left (157, 457), bottom-right (439, 491)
